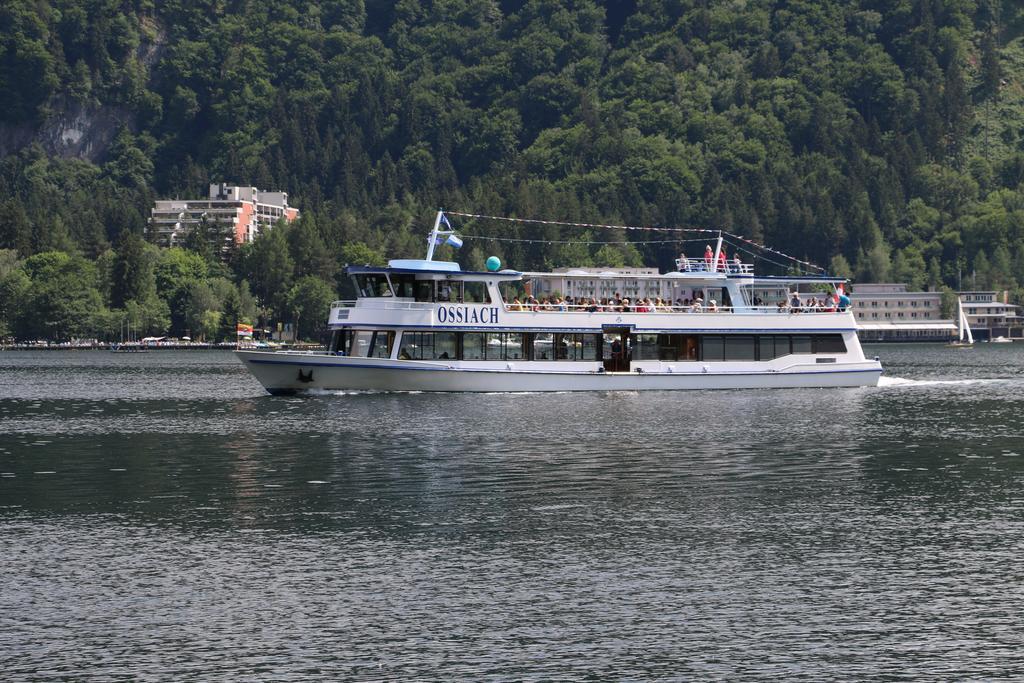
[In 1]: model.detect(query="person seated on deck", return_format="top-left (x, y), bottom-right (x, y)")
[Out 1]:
top-left (708, 299), bottom-right (719, 312)
top-left (586, 298), bottom-right (599, 313)
top-left (679, 251), bottom-right (688, 272)
top-left (838, 291), bottom-right (850, 311)
top-left (789, 291), bottom-right (802, 312)
top-left (555, 297), bottom-right (568, 311)
top-left (732, 254), bottom-right (742, 273)
top-left (398, 348), bottom-right (412, 360)
top-left (621, 297), bottom-right (632, 312)
top-left (511, 296), bottom-right (524, 311)
top-left (691, 297), bottom-right (703, 313)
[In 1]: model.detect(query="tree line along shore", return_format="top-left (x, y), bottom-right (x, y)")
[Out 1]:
top-left (3, 2), bottom-right (1024, 343)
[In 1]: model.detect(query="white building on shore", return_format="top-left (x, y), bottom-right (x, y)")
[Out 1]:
top-left (851, 283), bottom-right (954, 342)
top-left (148, 183), bottom-right (299, 248)
top-left (851, 283), bottom-right (1023, 342)
top-left (959, 291), bottom-right (1024, 340)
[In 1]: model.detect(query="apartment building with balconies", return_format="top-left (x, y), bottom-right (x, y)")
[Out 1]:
top-left (148, 183), bottom-right (299, 248)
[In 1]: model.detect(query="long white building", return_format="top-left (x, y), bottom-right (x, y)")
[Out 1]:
top-left (851, 283), bottom-right (952, 342)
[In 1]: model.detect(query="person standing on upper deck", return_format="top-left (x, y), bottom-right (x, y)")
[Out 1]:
top-left (717, 250), bottom-right (727, 273)
top-left (704, 245), bottom-right (713, 270)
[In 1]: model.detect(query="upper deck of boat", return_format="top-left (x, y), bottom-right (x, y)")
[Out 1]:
top-left (335, 257), bottom-right (851, 323)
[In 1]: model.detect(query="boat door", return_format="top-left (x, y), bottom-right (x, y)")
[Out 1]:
top-left (602, 326), bottom-right (632, 372)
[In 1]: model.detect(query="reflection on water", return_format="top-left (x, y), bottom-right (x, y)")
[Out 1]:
top-left (1, 346), bottom-right (1024, 679)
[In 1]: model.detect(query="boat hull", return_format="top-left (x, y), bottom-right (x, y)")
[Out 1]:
top-left (236, 351), bottom-right (883, 394)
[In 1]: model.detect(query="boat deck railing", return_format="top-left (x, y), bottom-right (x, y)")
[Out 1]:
top-left (674, 257), bottom-right (754, 274)
top-left (503, 303), bottom-right (845, 314)
top-left (332, 299), bottom-right (848, 315)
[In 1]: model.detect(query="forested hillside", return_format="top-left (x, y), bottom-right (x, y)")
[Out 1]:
top-left (2, 0), bottom-right (1024, 341)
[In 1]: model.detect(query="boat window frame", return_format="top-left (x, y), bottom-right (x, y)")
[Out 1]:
top-left (351, 273), bottom-right (394, 298)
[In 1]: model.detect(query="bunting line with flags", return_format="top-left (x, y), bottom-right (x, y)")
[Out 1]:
top-left (444, 210), bottom-right (826, 273)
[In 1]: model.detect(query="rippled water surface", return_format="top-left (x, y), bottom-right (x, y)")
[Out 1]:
top-left (2, 346), bottom-right (1024, 680)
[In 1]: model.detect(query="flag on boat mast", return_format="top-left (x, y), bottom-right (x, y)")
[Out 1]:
top-left (435, 213), bottom-right (463, 248)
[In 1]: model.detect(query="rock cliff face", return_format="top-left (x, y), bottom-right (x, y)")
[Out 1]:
top-left (0, 29), bottom-right (163, 162)
top-left (0, 100), bottom-right (134, 161)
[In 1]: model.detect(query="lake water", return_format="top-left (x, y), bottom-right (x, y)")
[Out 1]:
top-left (2, 345), bottom-right (1023, 680)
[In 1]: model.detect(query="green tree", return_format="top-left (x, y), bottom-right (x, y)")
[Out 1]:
top-left (287, 275), bottom-right (336, 340)
top-left (111, 231), bottom-right (156, 307)
top-left (242, 226), bottom-right (295, 316)
top-left (339, 241), bottom-right (386, 266)
top-left (16, 252), bottom-right (108, 341)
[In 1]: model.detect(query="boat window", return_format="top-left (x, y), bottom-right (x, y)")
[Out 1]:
top-left (701, 335), bottom-right (724, 362)
top-left (657, 334), bottom-right (682, 361)
top-left (398, 331), bottom-right (431, 360)
top-left (369, 331), bottom-right (394, 358)
top-left (463, 281), bottom-right (489, 303)
top-left (773, 335), bottom-right (791, 357)
top-left (632, 334), bottom-right (660, 360)
top-left (684, 335), bottom-right (698, 360)
top-left (549, 333), bottom-right (597, 361)
top-left (413, 280), bottom-right (434, 302)
top-left (434, 332), bottom-right (458, 360)
top-left (353, 274), bottom-right (392, 298)
top-left (348, 330), bottom-right (375, 357)
top-left (504, 333), bottom-right (525, 360)
top-left (330, 330), bottom-right (348, 355)
top-left (437, 281), bottom-right (461, 303)
top-left (499, 280), bottom-right (527, 305)
top-left (391, 275), bottom-right (416, 298)
top-left (724, 335), bottom-right (756, 361)
top-left (462, 332), bottom-right (486, 360)
top-left (813, 334), bottom-right (846, 353)
top-left (758, 335), bottom-right (777, 360)
top-left (791, 335), bottom-right (812, 354)
top-left (533, 332), bottom-right (554, 360)
top-left (580, 334), bottom-right (600, 361)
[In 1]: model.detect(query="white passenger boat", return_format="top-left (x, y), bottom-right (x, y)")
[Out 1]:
top-left (237, 212), bottom-right (883, 394)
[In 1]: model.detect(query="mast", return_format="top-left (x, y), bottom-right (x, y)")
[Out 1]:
top-left (711, 233), bottom-right (724, 272)
top-left (424, 210), bottom-right (445, 261)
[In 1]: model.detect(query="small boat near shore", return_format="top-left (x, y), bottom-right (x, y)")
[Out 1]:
top-left (237, 212), bottom-right (883, 394)
top-left (949, 299), bottom-right (974, 348)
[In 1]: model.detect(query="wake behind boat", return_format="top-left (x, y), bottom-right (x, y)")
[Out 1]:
top-left (237, 212), bottom-right (883, 394)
